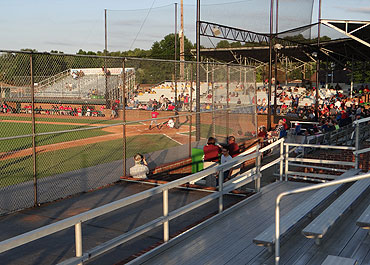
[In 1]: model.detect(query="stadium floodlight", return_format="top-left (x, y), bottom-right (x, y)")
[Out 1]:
top-left (274, 43), bottom-right (283, 50)
top-left (212, 26), bottom-right (221, 36)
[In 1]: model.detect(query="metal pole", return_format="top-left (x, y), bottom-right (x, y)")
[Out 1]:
top-left (275, 195), bottom-right (281, 265)
top-left (122, 59), bottom-right (127, 177)
top-left (274, 50), bottom-right (278, 122)
top-left (104, 9), bottom-right (109, 108)
top-left (254, 68), bottom-right (258, 136)
top-left (218, 170), bottom-right (224, 213)
top-left (226, 65), bottom-right (230, 140)
top-left (255, 144), bottom-right (261, 192)
top-left (30, 53), bottom-right (37, 206)
top-left (75, 222), bottom-right (83, 265)
top-left (212, 63), bottom-right (215, 138)
top-left (273, 0), bottom-right (279, 122)
top-left (206, 59), bottom-right (209, 95)
top-left (196, 0), bottom-right (201, 141)
top-left (189, 64), bottom-right (193, 157)
top-left (268, 0), bottom-right (274, 130)
top-left (163, 189), bottom-right (169, 242)
top-left (285, 57), bottom-right (288, 85)
top-left (315, 0), bottom-right (322, 119)
top-left (244, 58), bottom-right (247, 86)
top-left (180, 0), bottom-right (185, 80)
top-left (355, 123), bottom-right (359, 169)
top-left (285, 144), bottom-right (289, 181)
top-left (351, 56), bottom-right (354, 98)
top-left (174, 3), bottom-right (178, 110)
top-left (280, 139), bottom-right (284, 181)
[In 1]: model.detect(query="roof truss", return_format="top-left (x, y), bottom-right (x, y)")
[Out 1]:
top-left (321, 19), bottom-right (370, 48)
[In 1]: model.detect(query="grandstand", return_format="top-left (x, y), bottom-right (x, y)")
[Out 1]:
top-left (31, 68), bottom-right (135, 100)
top-left (134, 80), bottom-right (256, 106)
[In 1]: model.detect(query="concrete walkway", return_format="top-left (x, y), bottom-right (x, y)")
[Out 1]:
top-left (0, 180), bottom-right (243, 265)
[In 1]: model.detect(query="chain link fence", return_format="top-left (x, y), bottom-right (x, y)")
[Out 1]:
top-left (0, 50), bottom-right (256, 215)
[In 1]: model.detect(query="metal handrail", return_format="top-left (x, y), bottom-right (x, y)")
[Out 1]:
top-left (37, 69), bottom-right (70, 89)
top-left (285, 143), bottom-right (355, 150)
top-left (353, 116), bottom-right (370, 124)
top-left (274, 171), bottom-right (370, 265)
top-left (353, 147), bottom-right (370, 155)
top-left (0, 139), bottom-right (284, 265)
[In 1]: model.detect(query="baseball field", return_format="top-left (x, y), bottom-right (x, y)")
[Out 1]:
top-left (0, 113), bottom-right (198, 187)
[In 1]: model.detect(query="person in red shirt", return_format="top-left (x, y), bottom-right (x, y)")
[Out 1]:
top-left (227, 136), bottom-right (240, 158)
top-left (258, 126), bottom-right (267, 139)
top-left (167, 104), bottom-right (175, 111)
top-left (203, 137), bottom-right (221, 168)
top-left (149, 108), bottom-right (159, 130)
top-left (282, 118), bottom-right (289, 130)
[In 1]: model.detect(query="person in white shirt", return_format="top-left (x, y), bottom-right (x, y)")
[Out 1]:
top-left (129, 153), bottom-right (149, 179)
top-left (220, 148), bottom-right (232, 180)
top-left (167, 118), bottom-right (174, 128)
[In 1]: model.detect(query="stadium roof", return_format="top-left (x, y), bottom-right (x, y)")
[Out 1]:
top-left (195, 20), bottom-right (370, 66)
top-left (196, 38), bottom-right (369, 64)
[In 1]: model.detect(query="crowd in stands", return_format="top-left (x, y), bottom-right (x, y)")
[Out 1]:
top-left (126, 93), bottom-right (191, 111)
top-left (256, 84), bottom-right (370, 143)
top-left (1, 102), bottom-right (11, 113)
top-left (71, 70), bottom-right (85, 80)
top-left (0, 102), bottom-right (105, 117)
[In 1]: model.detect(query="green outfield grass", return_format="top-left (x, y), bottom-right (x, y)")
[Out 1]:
top-left (0, 122), bottom-right (111, 153)
top-left (0, 134), bottom-right (179, 187)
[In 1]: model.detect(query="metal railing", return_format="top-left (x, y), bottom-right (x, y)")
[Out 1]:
top-left (274, 172), bottom-right (370, 265)
top-left (36, 69), bottom-right (70, 90)
top-left (0, 138), bottom-right (285, 265)
top-left (284, 142), bottom-right (356, 181)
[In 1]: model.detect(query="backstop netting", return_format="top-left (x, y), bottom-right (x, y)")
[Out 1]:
top-left (0, 51), bottom-right (256, 215)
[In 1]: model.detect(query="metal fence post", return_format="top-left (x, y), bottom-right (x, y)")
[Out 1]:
top-left (226, 65), bottom-right (230, 140)
top-left (212, 63), bottom-right (215, 138)
top-left (255, 144), bottom-right (261, 192)
top-left (122, 59), bottom-right (127, 177)
top-left (275, 194), bottom-right (282, 265)
top-left (163, 189), bottom-right (169, 242)
top-left (280, 139), bottom-right (284, 181)
top-left (189, 64), bottom-right (193, 158)
top-left (285, 144), bottom-right (289, 181)
top-left (355, 122), bottom-right (360, 169)
top-left (30, 53), bottom-right (38, 206)
top-left (75, 222), bottom-right (83, 265)
top-left (218, 170), bottom-right (224, 213)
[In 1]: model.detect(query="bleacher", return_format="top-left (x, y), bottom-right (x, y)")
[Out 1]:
top-left (302, 175), bottom-right (370, 244)
top-left (253, 168), bottom-right (362, 250)
top-left (34, 69), bottom-right (121, 99)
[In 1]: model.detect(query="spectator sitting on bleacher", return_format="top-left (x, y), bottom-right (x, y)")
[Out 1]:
top-left (267, 119), bottom-right (285, 138)
top-left (227, 136), bottom-right (240, 158)
top-left (129, 153), bottom-right (149, 179)
top-left (203, 137), bottom-right (221, 169)
top-left (258, 126), bottom-right (268, 139)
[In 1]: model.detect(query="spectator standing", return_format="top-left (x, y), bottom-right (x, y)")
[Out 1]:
top-left (220, 147), bottom-right (232, 180)
top-left (129, 153), bottom-right (149, 179)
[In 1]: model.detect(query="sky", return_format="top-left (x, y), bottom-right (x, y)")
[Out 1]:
top-left (0, 0), bottom-right (369, 54)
